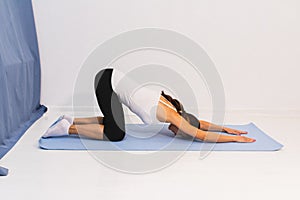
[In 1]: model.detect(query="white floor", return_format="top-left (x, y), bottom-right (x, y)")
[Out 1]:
top-left (1, 109), bottom-right (300, 200)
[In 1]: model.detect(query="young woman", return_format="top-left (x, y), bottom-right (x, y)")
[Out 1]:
top-left (43, 68), bottom-right (256, 143)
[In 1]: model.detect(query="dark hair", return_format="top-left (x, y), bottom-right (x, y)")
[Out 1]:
top-left (161, 91), bottom-right (185, 114)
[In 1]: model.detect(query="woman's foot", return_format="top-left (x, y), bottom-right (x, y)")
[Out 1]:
top-left (62, 115), bottom-right (74, 125)
top-left (42, 119), bottom-right (71, 138)
top-left (49, 115), bottom-right (64, 128)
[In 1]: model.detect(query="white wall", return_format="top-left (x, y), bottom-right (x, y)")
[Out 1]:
top-left (32, 0), bottom-right (300, 113)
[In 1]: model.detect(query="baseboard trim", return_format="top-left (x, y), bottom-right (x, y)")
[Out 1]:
top-left (44, 106), bottom-right (300, 118)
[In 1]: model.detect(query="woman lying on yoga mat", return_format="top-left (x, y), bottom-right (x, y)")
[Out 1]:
top-left (43, 68), bottom-right (256, 143)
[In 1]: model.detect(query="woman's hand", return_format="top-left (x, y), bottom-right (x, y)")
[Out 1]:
top-left (168, 123), bottom-right (256, 143)
top-left (233, 135), bottom-right (256, 143)
top-left (222, 127), bottom-right (248, 135)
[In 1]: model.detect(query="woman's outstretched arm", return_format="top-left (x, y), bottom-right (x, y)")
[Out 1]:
top-left (199, 120), bottom-right (248, 135)
top-left (156, 101), bottom-right (255, 143)
top-left (170, 113), bottom-right (255, 143)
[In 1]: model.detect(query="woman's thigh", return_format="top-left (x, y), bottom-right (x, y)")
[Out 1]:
top-left (94, 68), bottom-right (125, 141)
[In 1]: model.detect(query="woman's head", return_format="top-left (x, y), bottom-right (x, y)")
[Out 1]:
top-left (182, 112), bottom-right (200, 129)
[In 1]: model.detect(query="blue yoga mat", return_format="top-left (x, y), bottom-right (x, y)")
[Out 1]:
top-left (39, 123), bottom-right (283, 151)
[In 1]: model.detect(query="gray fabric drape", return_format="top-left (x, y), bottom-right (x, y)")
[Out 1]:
top-left (0, 0), bottom-right (47, 176)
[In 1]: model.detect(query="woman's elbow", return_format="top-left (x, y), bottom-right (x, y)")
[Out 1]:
top-left (195, 130), bottom-right (207, 141)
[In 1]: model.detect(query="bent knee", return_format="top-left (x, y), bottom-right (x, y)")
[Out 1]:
top-left (104, 126), bottom-right (125, 142)
top-left (106, 131), bottom-right (125, 142)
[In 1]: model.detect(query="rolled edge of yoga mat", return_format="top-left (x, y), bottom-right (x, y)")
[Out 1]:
top-left (0, 166), bottom-right (9, 176)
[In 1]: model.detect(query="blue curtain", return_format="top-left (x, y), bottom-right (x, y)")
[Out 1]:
top-left (0, 0), bottom-right (47, 176)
